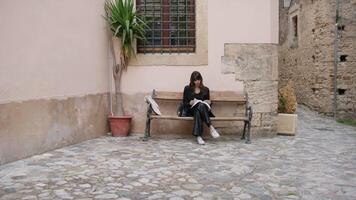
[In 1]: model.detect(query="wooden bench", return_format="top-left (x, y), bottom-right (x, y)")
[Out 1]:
top-left (144, 90), bottom-right (253, 143)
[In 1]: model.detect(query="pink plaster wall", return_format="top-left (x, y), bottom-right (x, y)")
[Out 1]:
top-left (120, 0), bottom-right (279, 94)
top-left (0, 0), bottom-right (109, 104)
top-left (0, 0), bottom-right (278, 102)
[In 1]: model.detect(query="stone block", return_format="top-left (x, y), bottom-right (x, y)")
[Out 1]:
top-left (251, 113), bottom-right (262, 127)
top-left (251, 126), bottom-right (277, 138)
top-left (261, 112), bottom-right (278, 127)
top-left (244, 81), bottom-right (278, 113)
top-left (223, 44), bottom-right (278, 81)
top-left (221, 56), bottom-right (236, 74)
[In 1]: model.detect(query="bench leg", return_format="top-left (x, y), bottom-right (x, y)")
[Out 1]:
top-left (143, 100), bottom-right (153, 141)
top-left (143, 118), bottom-right (151, 141)
top-left (245, 105), bottom-right (252, 144)
top-left (245, 121), bottom-right (251, 144)
top-left (241, 122), bottom-right (247, 140)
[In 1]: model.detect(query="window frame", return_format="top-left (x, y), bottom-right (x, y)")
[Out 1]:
top-left (130, 0), bottom-right (207, 66)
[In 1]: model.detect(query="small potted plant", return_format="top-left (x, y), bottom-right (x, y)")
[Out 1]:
top-left (277, 81), bottom-right (298, 135)
top-left (104, 0), bottom-right (147, 136)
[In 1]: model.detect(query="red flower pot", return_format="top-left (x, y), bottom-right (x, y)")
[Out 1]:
top-left (108, 115), bottom-right (132, 137)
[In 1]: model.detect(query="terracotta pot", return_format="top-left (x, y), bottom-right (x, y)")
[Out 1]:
top-left (108, 115), bottom-right (132, 137)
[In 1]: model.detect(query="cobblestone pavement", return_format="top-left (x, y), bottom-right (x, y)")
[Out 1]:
top-left (0, 107), bottom-right (355, 200)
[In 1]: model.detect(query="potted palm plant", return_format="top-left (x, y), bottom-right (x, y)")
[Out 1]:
top-left (104, 0), bottom-right (147, 136)
top-left (277, 81), bottom-right (298, 135)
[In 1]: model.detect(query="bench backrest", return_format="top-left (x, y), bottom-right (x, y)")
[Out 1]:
top-left (152, 90), bottom-right (247, 104)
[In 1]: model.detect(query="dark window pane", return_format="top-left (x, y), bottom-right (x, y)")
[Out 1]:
top-left (136, 0), bottom-right (196, 53)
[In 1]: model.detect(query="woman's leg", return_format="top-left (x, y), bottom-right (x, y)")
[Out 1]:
top-left (196, 103), bottom-right (211, 127)
top-left (197, 103), bottom-right (220, 138)
top-left (192, 106), bottom-right (204, 137)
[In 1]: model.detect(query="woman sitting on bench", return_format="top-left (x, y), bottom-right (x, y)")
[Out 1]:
top-left (182, 71), bottom-right (220, 145)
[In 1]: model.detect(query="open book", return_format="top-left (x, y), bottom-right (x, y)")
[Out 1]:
top-left (191, 99), bottom-right (211, 110)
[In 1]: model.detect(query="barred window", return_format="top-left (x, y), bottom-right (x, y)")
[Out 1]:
top-left (136, 0), bottom-right (196, 54)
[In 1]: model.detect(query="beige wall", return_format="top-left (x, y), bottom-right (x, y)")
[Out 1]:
top-left (120, 0), bottom-right (279, 94)
top-left (0, 0), bottom-right (109, 104)
top-left (0, 0), bottom-right (279, 102)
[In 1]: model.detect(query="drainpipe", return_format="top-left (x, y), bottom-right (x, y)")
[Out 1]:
top-left (333, 0), bottom-right (340, 119)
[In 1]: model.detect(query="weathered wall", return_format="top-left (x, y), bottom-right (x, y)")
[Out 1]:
top-left (0, 93), bottom-right (109, 165)
top-left (279, 0), bottom-right (335, 115)
top-left (278, 0), bottom-right (356, 119)
top-left (336, 0), bottom-right (356, 119)
top-left (0, 0), bottom-right (110, 164)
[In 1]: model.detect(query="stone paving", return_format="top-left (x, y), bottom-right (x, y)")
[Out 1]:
top-left (0, 107), bottom-right (355, 200)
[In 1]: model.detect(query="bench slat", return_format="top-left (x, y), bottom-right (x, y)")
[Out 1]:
top-left (154, 91), bottom-right (246, 103)
top-left (150, 115), bottom-right (248, 121)
top-left (154, 91), bottom-right (183, 100)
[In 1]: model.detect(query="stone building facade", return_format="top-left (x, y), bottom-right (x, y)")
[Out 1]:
top-left (279, 0), bottom-right (356, 119)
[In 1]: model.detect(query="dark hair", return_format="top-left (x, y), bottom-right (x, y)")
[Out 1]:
top-left (189, 71), bottom-right (204, 88)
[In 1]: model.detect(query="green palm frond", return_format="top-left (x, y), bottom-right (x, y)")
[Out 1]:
top-left (104, 0), bottom-right (148, 68)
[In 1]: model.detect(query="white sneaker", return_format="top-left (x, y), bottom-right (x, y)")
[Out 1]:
top-left (210, 126), bottom-right (220, 138)
top-left (197, 136), bottom-right (205, 145)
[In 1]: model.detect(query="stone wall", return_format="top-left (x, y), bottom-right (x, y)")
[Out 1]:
top-left (278, 0), bottom-right (356, 119)
top-left (221, 44), bottom-right (279, 138)
top-left (336, 0), bottom-right (356, 119)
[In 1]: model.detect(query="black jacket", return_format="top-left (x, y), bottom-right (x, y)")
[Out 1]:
top-left (180, 85), bottom-right (215, 117)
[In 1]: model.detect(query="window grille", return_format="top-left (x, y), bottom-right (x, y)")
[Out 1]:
top-left (136, 0), bottom-right (196, 54)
